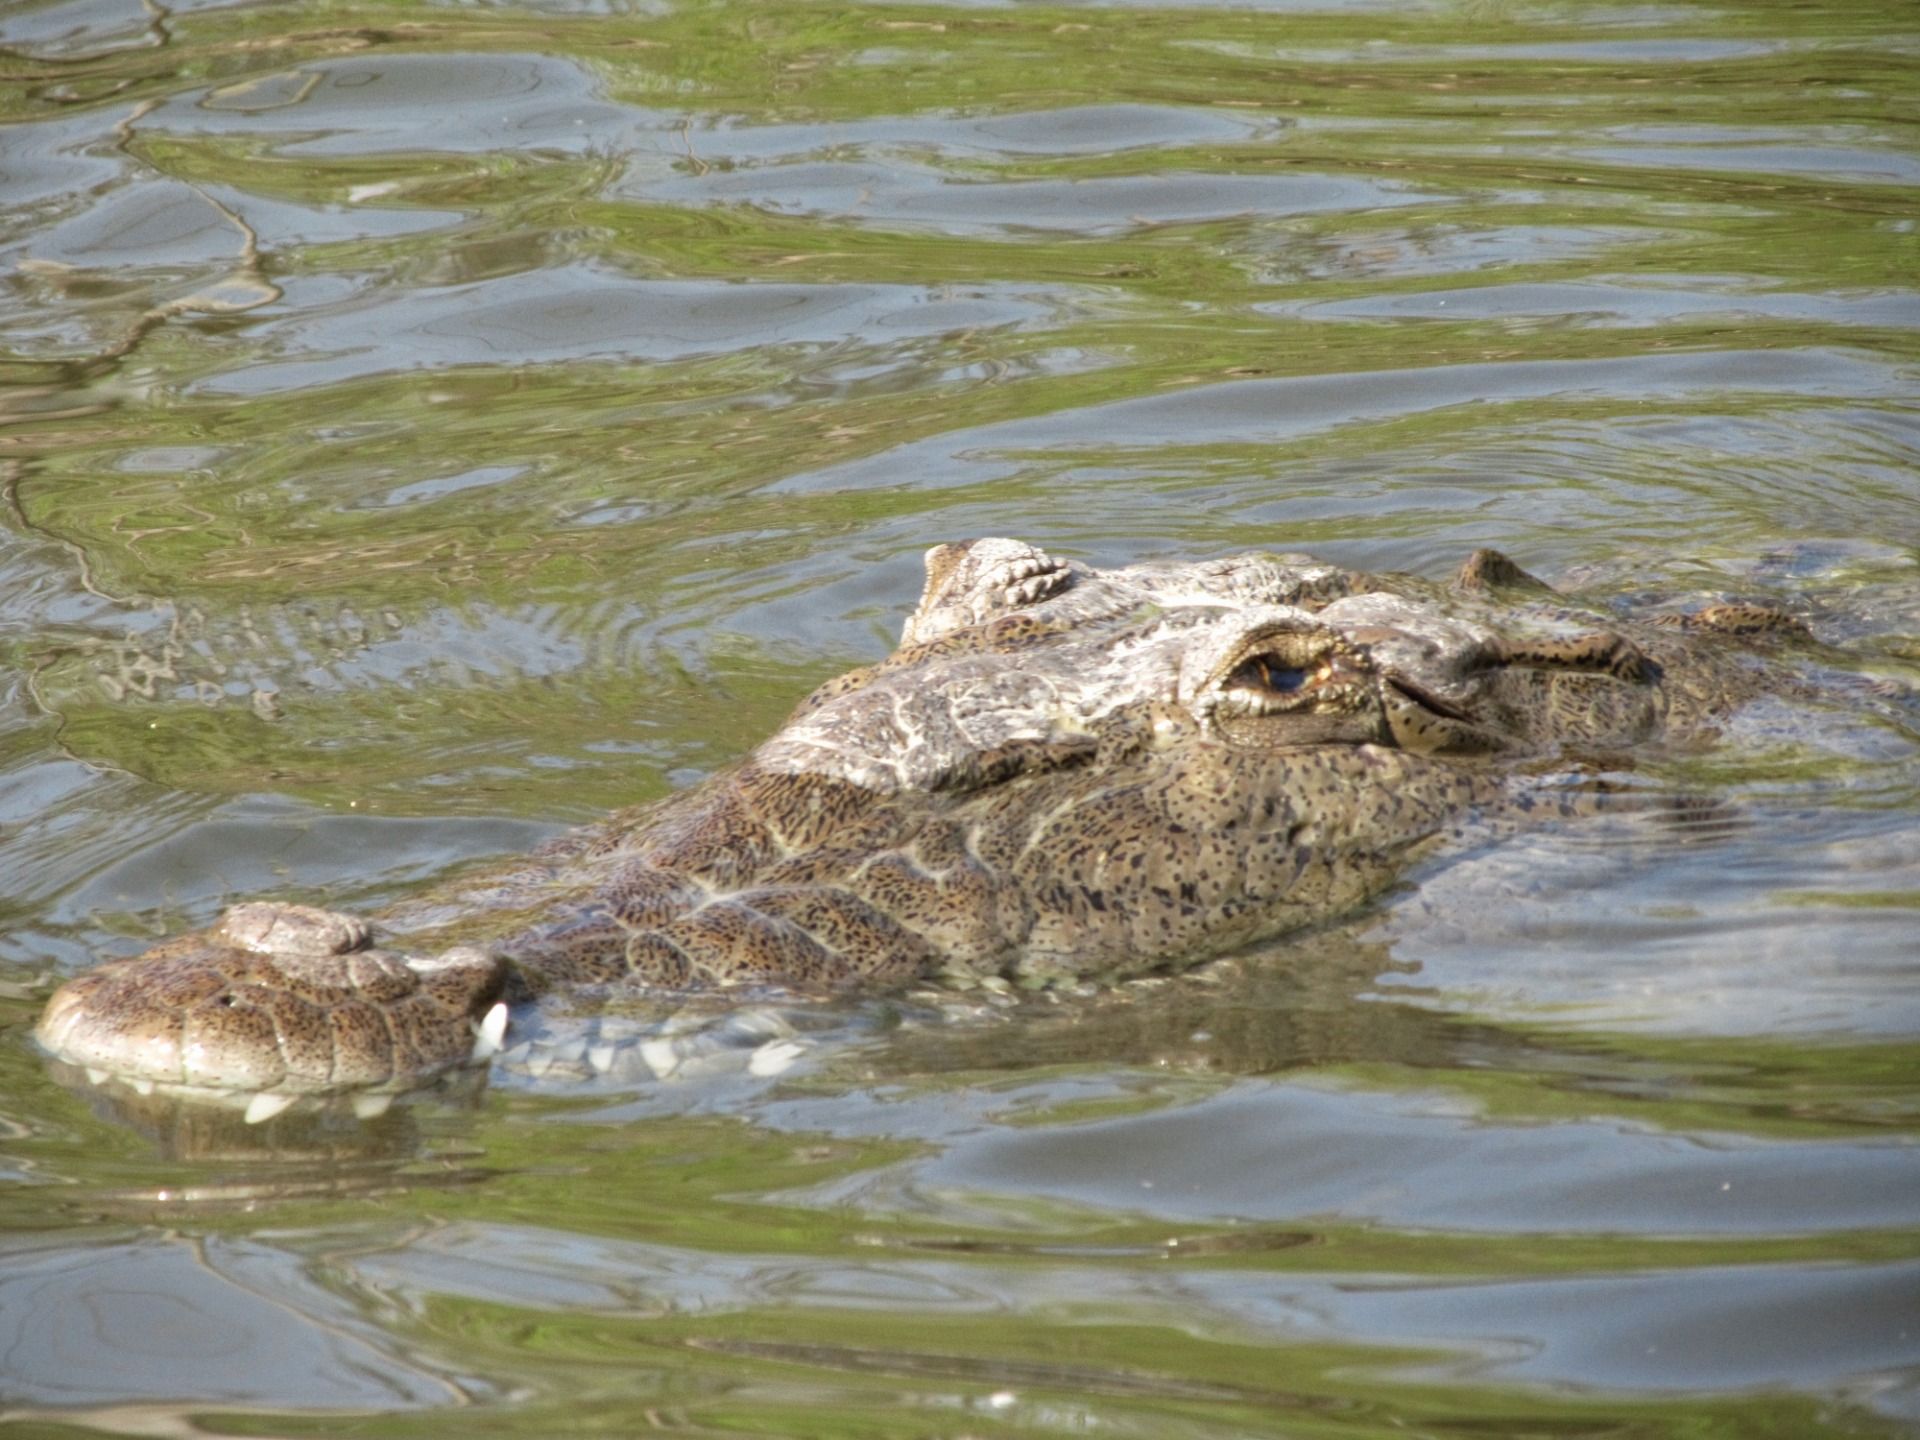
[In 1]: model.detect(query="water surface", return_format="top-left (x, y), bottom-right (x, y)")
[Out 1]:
top-left (1, 0), bottom-right (1917, 1435)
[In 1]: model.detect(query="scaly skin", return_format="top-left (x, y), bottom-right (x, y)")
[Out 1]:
top-left (35, 540), bottom-right (1809, 1107)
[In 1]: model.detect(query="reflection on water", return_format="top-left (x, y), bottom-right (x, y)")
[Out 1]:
top-left (2, 0), bottom-right (1918, 1433)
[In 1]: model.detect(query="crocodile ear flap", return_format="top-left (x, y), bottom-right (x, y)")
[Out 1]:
top-left (1381, 698), bottom-right (1509, 757)
top-left (1489, 631), bottom-right (1653, 684)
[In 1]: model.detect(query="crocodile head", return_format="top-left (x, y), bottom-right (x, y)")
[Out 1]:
top-left (767, 538), bottom-right (1662, 791)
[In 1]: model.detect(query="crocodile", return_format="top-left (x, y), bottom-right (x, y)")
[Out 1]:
top-left (35, 538), bottom-right (1812, 1118)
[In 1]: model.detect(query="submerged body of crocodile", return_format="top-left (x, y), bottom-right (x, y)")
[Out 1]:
top-left (37, 539), bottom-right (1809, 1111)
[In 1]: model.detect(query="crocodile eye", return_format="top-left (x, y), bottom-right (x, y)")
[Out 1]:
top-left (1258, 658), bottom-right (1309, 693)
top-left (1228, 656), bottom-right (1310, 694)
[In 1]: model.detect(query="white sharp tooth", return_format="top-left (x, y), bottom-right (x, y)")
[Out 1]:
top-left (129, 1079), bottom-right (154, 1097)
top-left (244, 1092), bottom-right (296, 1125)
top-left (587, 1044), bottom-right (617, 1073)
top-left (728, 1008), bottom-right (796, 1043)
top-left (352, 1092), bottom-right (394, 1120)
top-left (470, 1002), bottom-right (509, 1061)
top-left (748, 1040), bottom-right (807, 1078)
top-left (85, 1069), bottom-right (108, 1086)
top-left (638, 1037), bottom-right (682, 1079)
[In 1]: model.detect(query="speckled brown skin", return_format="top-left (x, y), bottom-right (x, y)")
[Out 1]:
top-left (36, 906), bottom-right (507, 1097)
top-left (36, 540), bottom-right (1809, 1100)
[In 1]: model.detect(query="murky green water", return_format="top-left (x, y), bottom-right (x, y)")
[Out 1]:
top-left (3, 0), bottom-right (1918, 1434)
